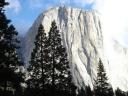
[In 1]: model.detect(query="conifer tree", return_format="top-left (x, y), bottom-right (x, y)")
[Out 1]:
top-left (86, 86), bottom-right (93, 96)
top-left (78, 87), bottom-right (86, 96)
top-left (26, 24), bottom-right (48, 96)
top-left (78, 86), bottom-right (93, 96)
top-left (47, 21), bottom-right (77, 96)
top-left (94, 59), bottom-right (114, 96)
top-left (0, 0), bottom-right (23, 95)
top-left (115, 88), bottom-right (126, 96)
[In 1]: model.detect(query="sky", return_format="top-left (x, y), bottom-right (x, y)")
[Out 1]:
top-left (5, 0), bottom-right (128, 47)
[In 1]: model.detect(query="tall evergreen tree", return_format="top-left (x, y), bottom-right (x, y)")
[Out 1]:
top-left (78, 86), bottom-right (93, 96)
top-left (86, 86), bottom-right (93, 96)
top-left (94, 59), bottom-right (114, 96)
top-left (47, 21), bottom-right (77, 96)
top-left (0, 0), bottom-right (23, 96)
top-left (26, 24), bottom-right (48, 96)
top-left (78, 87), bottom-right (86, 96)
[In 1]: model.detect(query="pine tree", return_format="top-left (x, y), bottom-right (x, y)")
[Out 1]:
top-left (78, 87), bottom-right (86, 96)
top-left (26, 24), bottom-right (48, 96)
top-left (94, 59), bottom-right (114, 96)
top-left (78, 86), bottom-right (93, 96)
top-left (0, 0), bottom-right (23, 96)
top-left (47, 20), bottom-right (77, 96)
top-left (115, 88), bottom-right (126, 96)
top-left (86, 86), bottom-right (93, 96)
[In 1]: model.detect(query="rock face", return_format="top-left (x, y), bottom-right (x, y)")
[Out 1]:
top-left (22, 6), bottom-right (103, 89)
top-left (21, 6), bottom-right (128, 90)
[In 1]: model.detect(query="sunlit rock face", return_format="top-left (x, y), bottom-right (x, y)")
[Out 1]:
top-left (21, 6), bottom-right (128, 91)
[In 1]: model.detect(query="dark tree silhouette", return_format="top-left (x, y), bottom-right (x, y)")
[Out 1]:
top-left (126, 91), bottom-right (128, 96)
top-left (26, 24), bottom-right (48, 96)
top-left (78, 86), bottom-right (93, 96)
top-left (26, 21), bottom-right (77, 96)
top-left (0, 0), bottom-right (24, 96)
top-left (86, 86), bottom-right (93, 96)
top-left (115, 88), bottom-right (126, 96)
top-left (47, 20), bottom-right (77, 96)
top-left (78, 87), bottom-right (86, 96)
top-left (94, 59), bottom-right (114, 96)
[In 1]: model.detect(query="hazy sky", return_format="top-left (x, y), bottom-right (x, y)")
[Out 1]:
top-left (5, 0), bottom-right (128, 47)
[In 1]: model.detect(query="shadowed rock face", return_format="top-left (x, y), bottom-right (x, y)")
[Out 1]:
top-left (22, 6), bottom-right (103, 89)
